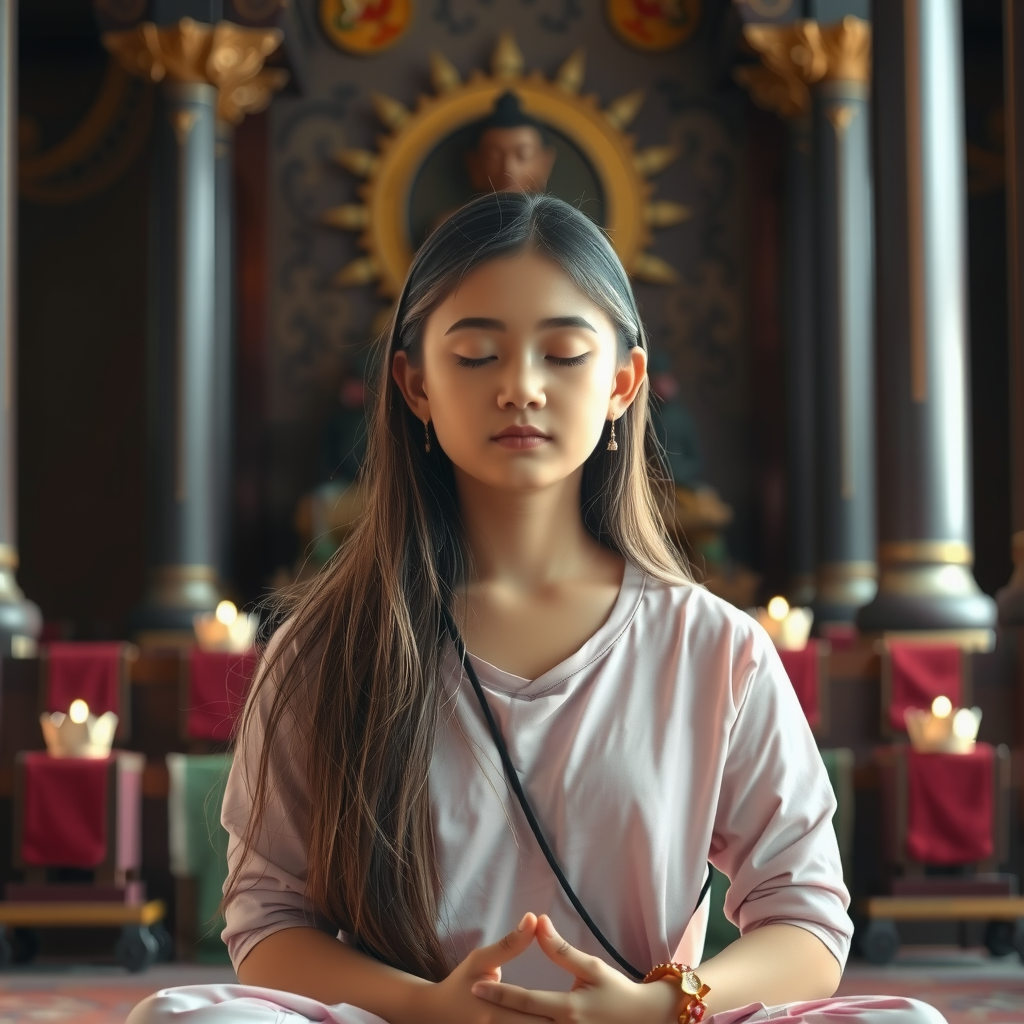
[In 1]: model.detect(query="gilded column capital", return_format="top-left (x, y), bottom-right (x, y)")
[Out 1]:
top-left (736, 15), bottom-right (871, 117)
top-left (817, 15), bottom-right (871, 85)
top-left (736, 20), bottom-right (826, 118)
top-left (102, 17), bottom-right (289, 124)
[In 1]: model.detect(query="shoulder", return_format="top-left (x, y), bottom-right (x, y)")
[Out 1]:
top-left (240, 614), bottom-right (320, 746)
top-left (632, 572), bottom-right (780, 705)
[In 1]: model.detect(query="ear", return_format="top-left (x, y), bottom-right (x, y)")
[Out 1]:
top-left (392, 350), bottom-right (431, 423)
top-left (608, 347), bottom-right (647, 420)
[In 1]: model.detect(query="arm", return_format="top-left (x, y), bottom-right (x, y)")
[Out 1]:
top-left (237, 916), bottom-right (549, 1024)
top-left (237, 926), bottom-right (429, 1016)
top-left (222, 632), bottom-right (545, 1023)
top-left (697, 922), bottom-right (841, 1012)
top-left (706, 624), bottom-right (853, 990)
top-left (471, 916), bottom-right (838, 1023)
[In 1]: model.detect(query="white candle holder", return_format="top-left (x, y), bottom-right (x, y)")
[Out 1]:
top-left (748, 597), bottom-right (815, 651)
top-left (193, 601), bottom-right (258, 653)
top-left (39, 700), bottom-right (118, 758)
top-left (904, 696), bottom-right (982, 754)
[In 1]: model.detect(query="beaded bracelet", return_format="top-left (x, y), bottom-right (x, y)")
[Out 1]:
top-left (642, 962), bottom-right (711, 1024)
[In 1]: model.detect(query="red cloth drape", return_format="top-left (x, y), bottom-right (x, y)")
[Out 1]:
top-left (778, 642), bottom-right (820, 729)
top-left (46, 642), bottom-right (125, 716)
top-left (21, 753), bottom-right (110, 867)
top-left (887, 642), bottom-right (962, 732)
top-left (906, 744), bottom-right (993, 864)
top-left (820, 622), bottom-right (856, 652)
top-left (188, 649), bottom-right (259, 740)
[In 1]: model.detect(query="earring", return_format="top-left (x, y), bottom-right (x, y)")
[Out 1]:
top-left (424, 420), bottom-right (432, 453)
top-left (606, 419), bottom-right (618, 452)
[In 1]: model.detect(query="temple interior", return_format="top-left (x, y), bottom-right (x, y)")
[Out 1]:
top-left (2, 0), bottom-right (1024, 1020)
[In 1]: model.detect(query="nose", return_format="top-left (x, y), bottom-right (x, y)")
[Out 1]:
top-left (496, 350), bottom-right (546, 410)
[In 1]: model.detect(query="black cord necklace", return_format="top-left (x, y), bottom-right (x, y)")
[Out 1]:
top-left (443, 611), bottom-right (713, 980)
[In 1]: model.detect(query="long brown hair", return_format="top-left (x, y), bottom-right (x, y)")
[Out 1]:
top-left (225, 192), bottom-right (692, 980)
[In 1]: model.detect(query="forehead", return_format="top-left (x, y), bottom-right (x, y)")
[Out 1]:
top-left (428, 252), bottom-right (614, 331)
top-left (476, 125), bottom-right (545, 151)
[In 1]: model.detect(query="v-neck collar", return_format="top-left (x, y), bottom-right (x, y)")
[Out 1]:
top-left (459, 561), bottom-right (647, 700)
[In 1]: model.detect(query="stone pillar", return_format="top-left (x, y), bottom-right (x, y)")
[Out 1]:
top-left (744, 17), bottom-right (877, 624)
top-left (0, 0), bottom-right (41, 655)
top-left (215, 119), bottom-right (235, 586)
top-left (735, 44), bottom-right (818, 607)
top-left (856, 0), bottom-right (996, 642)
top-left (999, 0), bottom-right (1024, 626)
top-left (146, 79), bottom-right (220, 632)
top-left (104, 19), bottom-right (285, 636)
top-left (784, 116), bottom-right (817, 607)
top-left (810, 18), bottom-right (876, 625)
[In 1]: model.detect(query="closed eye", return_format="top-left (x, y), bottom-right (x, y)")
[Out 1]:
top-left (455, 355), bottom-right (498, 368)
top-left (546, 354), bottom-right (589, 367)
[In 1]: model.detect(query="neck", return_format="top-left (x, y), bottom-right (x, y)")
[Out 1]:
top-left (453, 469), bottom-right (599, 589)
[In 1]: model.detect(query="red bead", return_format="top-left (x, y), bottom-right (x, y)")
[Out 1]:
top-left (690, 1004), bottom-right (705, 1022)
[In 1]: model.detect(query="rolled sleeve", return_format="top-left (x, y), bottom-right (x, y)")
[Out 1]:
top-left (220, 631), bottom-right (337, 972)
top-left (710, 623), bottom-right (853, 968)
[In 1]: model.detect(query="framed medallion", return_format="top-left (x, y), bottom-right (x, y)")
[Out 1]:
top-left (320, 0), bottom-right (413, 55)
top-left (606, 0), bottom-right (701, 52)
top-left (323, 33), bottom-right (691, 301)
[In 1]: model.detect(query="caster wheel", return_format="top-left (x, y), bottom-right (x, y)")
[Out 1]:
top-left (0, 927), bottom-right (12, 969)
top-left (115, 924), bottom-right (159, 972)
top-left (860, 918), bottom-right (900, 965)
top-left (1013, 919), bottom-right (1024, 961)
top-left (985, 920), bottom-right (1016, 957)
top-left (10, 928), bottom-right (39, 965)
top-left (150, 921), bottom-right (174, 963)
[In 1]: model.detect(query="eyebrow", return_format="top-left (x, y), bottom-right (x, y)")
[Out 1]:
top-left (445, 317), bottom-right (504, 335)
top-left (443, 315), bottom-right (597, 335)
top-left (537, 316), bottom-right (597, 333)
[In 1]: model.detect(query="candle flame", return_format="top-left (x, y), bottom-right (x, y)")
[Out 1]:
top-left (767, 596), bottom-right (790, 621)
top-left (216, 600), bottom-right (238, 626)
top-left (931, 695), bottom-right (953, 719)
top-left (68, 699), bottom-right (89, 724)
top-left (952, 707), bottom-right (976, 740)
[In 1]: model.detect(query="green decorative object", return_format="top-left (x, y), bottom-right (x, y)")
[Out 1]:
top-left (168, 753), bottom-right (234, 964)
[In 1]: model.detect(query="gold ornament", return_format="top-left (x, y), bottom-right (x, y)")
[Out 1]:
top-left (606, 0), bottom-right (701, 52)
top-left (319, 0), bottom-right (413, 55)
top-left (323, 34), bottom-right (685, 298)
top-left (102, 17), bottom-right (289, 124)
top-left (736, 16), bottom-right (871, 119)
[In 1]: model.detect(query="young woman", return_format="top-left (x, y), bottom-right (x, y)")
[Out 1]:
top-left (129, 193), bottom-right (945, 1024)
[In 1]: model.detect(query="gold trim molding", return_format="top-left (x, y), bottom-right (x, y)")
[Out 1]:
top-left (736, 15), bottom-right (870, 118)
top-left (878, 540), bottom-right (974, 565)
top-left (102, 18), bottom-right (289, 124)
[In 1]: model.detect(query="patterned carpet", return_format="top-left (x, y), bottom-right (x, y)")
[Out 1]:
top-left (838, 951), bottom-right (1024, 1023)
top-left (0, 952), bottom-right (1018, 1023)
top-left (0, 965), bottom-right (235, 1024)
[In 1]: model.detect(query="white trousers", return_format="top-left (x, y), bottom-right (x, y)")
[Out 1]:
top-left (125, 984), bottom-right (949, 1024)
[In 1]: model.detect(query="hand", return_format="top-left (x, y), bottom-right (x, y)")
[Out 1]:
top-left (417, 912), bottom-right (552, 1024)
top-left (470, 915), bottom-right (680, 1024)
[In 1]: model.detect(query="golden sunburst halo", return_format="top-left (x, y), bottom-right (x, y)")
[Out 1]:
top-left (324, 32), bottom-right (690, 301)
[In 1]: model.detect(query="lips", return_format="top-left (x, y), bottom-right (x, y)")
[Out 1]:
top-left (492, 424), bottom-right (551, 449)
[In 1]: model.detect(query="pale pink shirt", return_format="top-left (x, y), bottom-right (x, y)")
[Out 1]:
top-left (221, 565), bottom-right (852, 988)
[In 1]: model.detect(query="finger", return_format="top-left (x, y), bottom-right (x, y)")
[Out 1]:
top-left (468, 913), bottom-right (538, 972)
top-left (535, 915), bottom-right (603, 982)
top-left (471, 980), bottom-right (564, 1018)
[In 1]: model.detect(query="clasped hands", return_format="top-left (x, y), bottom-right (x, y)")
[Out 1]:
top-left (418, 912), bottom-right (680, 1024)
